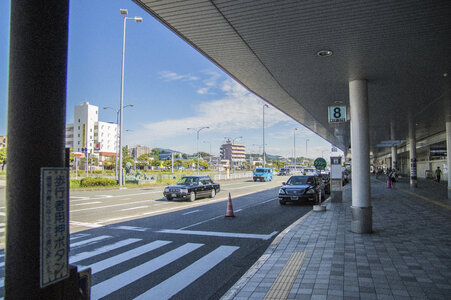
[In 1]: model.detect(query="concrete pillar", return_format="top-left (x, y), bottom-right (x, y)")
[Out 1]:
top-left (5, 0), bottom-right (73, 298)
top-left (391, 147), bottom-right (398, 170)
top-left (409, 119), bottom-right (418, 188)
top-left (349, 80), bottom-right (372, 233)
top-left (446, 117), bottom-right (451, 199)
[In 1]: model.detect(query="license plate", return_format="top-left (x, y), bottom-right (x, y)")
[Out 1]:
top-left (291, 196), bottom-right (298, 200)
top-left (171, 194), bottom-right (177, 197)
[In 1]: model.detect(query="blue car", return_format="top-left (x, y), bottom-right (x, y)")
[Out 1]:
top-left (278, 175), bottom-right (325, 205)
top-left (253, 168), bottom-right (273, 182)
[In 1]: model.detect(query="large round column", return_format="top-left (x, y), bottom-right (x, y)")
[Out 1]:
top-left (349, 80), bottom-right (372, 233)
top-left (6, 0), bottom-right (70, 298)
top-left (409, 119), bottom-right (418, 188)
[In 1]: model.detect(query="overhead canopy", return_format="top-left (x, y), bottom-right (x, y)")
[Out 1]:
top-left (134, 0), bottom-right (451, 155)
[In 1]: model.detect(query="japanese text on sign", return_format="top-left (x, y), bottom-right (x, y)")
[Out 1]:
top-left (40, 168), bottom-right (69, 287)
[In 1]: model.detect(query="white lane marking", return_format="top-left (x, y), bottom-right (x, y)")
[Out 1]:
top-left (0, 262), bottom-right (4, 268)
top-left (120, 206), bottom-right (148, 212)
top-left (179, 215), bottom-right (224, 230)
top-left (71, 235), bottom-right (111, 248)
top-left (71, 199), bottom-right (154, 213)
top-left (0, 228), bottom-right (4, 233)
top-left (182, 209), bottom-right (201, 215)
top-left (70, 238), bottom-right (141, 264)
top-left (0, 212), bottom-right (5, 216)
top-left (135, 245), bottom-right (239, 300)
top-left (70, 233), bottom-right (90, 241)
top-left (70, 191), bottom-right (163, 202)
top-left (90, 243), bottom-right (203, 299)
top-left (109, 226), bottom-right (150, 232)
top-left (98, 195), bottom-right (113, 198)
top-left (79, 240), bottom-right (172, 274)
top-left (157, 229), bottom-right (278, 240)
top-left (71, 201), bottom-right (102, 206)
top-left (70, 221), bottom-right (103, 228)
top-left (234, 209), bottom-right (243, 213)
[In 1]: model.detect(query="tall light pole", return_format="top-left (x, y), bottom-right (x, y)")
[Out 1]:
top-left (305, 138), bottom-right (310, 158)
top-left (293, 128), bottom-right (298, 167)
top-left (262, 104), bottom-right (269, 167)
top-left (187, 126), bottom-right (209, 174)
top-left (104, 104), bottom-right (133, 180)
top-left (118, 9), bottom-right (142, 186)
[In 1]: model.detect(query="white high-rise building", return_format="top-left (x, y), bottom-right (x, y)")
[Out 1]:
top-left (66, 101), bottom-right (118, 164)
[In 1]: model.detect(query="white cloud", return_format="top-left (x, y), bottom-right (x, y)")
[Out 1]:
top-left (159, 71), bottom-right (199, 81)
top-left (126, 79), bottom-right (294, 145)
top-left (196, 88), bottom-right (209, 95)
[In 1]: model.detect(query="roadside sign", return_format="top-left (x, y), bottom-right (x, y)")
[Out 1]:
top-left (314, 157), bottom-right (327, 170)
top-left (40, 168), bottom-right (69, 287)
top-left (328, 106), bottom-right (346, 123)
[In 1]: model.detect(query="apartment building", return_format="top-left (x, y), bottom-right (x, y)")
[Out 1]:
top-left (65, 101), bottom-right (118, 163)
top-left (220, 140), bottom-right (246, 166)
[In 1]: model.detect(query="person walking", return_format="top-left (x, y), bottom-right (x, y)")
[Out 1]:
top-left (435, 166), bottom-right (442, 182)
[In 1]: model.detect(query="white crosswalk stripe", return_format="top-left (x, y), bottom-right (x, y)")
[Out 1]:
top-left (77, 240), bottom-right (172, 274)
top-left (90, 243), bottom-right (204, 299)
top-left (70, 238), bottom-right (141, 264)
top-left (135, 245), bottom-right (239, 299)
top-left (0, 234), bottom-right (241, 299)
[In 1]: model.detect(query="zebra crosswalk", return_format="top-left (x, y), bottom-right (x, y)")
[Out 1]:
top-left (0, 232), bottom-right (240, 299)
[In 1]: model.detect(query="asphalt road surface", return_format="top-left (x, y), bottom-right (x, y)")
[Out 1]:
top-left (0, 176), bottom-right (315, 299)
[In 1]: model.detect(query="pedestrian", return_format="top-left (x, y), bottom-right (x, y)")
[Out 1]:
top-left (390, 169), bottom-right (396, 187)
top-left (435, 166), bottom-right (442, 182)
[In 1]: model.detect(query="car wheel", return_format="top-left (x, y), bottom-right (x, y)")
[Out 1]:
top-left (189, 191), bottom-right (196, 202)
top-left (210, 189), bottom-right (216, 198)
top-left (279, 199), bottom-right (286, 205)
top-left (166, 196), bottom-right (172, 201)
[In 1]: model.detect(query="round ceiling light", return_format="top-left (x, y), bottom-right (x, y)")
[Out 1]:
top-left (317, 50), bottom-right (333, 57)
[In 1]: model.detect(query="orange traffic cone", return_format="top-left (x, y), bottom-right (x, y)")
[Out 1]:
top-left (225, 192), bottom-right (235, 217)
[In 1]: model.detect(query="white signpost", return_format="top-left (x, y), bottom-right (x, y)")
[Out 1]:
top-left (40, 168), bottom-right (69, 287)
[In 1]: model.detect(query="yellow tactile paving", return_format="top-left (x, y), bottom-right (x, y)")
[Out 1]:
top-left (263, 252), bottom-right (306, 300)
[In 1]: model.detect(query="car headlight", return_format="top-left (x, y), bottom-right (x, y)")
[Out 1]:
top-left (164, 187), bottom-right (169, 192)
top-left (278, 188), bottom-right (286, 194)
top-left (306, 188), bottom-right (316, 194)
top-left (180, 188), bottom-right (188, 194)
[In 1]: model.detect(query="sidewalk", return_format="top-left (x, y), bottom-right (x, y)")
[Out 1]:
top-left (223, 177), bottom-right (451, 300)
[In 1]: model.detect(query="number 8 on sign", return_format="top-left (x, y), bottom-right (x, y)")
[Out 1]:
top-left (328, 106), bottom-right (346, 123)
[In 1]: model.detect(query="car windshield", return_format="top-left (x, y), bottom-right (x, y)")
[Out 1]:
top-left (177, 177), bottom-right (198, 185)
top-left (255, 168), bottom-right (264, 172)
top-left (287, 176), bottom-right (313, 185)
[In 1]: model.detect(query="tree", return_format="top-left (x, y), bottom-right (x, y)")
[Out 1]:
top-left (0, 147), bottom-right (6, 166)
top-left (198, 160), bottom-right (210, 170)
top-left (151, 158), bottom-right (161, 168)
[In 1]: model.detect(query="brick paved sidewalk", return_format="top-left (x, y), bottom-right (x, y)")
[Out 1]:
top-left (223, 178), bottom-right (451, 300)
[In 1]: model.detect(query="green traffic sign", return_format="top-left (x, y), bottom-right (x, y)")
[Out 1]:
top-left (314, 157), bottom-right (327, 170)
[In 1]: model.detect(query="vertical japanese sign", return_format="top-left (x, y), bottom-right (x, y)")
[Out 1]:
top-left (40, 168), bottom-right (69, 287)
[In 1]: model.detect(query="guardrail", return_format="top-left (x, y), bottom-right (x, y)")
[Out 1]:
top-left (213, 172), bottom-right (253, 181)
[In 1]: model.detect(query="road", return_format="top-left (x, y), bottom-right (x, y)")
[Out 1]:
top-left (0, 176), bottom-right (315, 299)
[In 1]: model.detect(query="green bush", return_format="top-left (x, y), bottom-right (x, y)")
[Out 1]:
top-left (70, 179), bottom-right (81, 188)
top-left (79, 177), bottom-right (118, 187)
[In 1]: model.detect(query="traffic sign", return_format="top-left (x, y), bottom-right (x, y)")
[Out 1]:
top-left (314, 157), bottom-right (327, 170)
top-left (328, 106), bottom-right (346, 123)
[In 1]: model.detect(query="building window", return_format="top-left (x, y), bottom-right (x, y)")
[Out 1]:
top-left (78, 119), bottom-right (80, 122)
top-left (78, 134), bottom-right (80, 137)
top-left (78, 141), bottom-right (80, 145)
top-left (78, 126), bottom-right (80, 130)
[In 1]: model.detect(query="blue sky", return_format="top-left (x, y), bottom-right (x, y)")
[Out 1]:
top-left (0, 0), bottom-right (341, 160)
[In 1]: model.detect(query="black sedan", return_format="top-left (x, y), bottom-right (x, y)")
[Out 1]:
top-left (278, 175), bottom-right (325, 205)
top-left (163, 176), bottom-right (220, 202)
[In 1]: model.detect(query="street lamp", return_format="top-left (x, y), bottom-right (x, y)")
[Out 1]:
top-left (103, 104), bottom-right (134, 180)
top-left (187, 126), bottom-right (209, 174)
top-left (305, 138), bottom-right (310, 158)
top-left (262, 104), bottom-right (269, 167)
top-left (293, 128), bottom-right (298, 167)
top-left (118, 9), bottom-right (142, 186)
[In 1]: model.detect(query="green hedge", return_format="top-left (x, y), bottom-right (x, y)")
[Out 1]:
top-left (79, 177), bottom-right (118, 187)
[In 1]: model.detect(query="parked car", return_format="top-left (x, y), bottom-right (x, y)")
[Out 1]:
top-left (253, 168), bottom-right (273, 182)
top-left (278, 175), bottom-right (325, 205)
top-left (278, 168), bottom-right (291, 176)
top-left (163, 176), bottom-right (220, 202)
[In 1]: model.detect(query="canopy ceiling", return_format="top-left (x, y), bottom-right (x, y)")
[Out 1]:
top-left (134, 0), bottom-right (451, 155)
